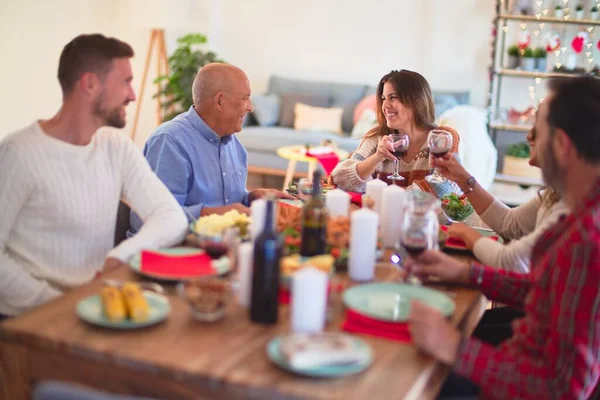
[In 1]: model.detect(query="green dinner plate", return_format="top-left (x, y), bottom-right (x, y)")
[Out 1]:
top-left (76, 292), bottom-right (170, 329)
top-left (266, 334), bottom-right (373, 378)
top-left (343, 282), bottom-right (455, 322)
top-left (128, 247), bottom-right (232, 281)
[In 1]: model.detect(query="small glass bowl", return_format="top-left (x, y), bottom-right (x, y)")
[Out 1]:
top-left (177, 278), bottom-right (232, 322)
top-left (441, 203), bottom-right (474, 223)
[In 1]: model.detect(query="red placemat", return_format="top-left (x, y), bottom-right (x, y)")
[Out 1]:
top-left (140, 250), bottom-right (215, 278)
top-left (440, 225), bottom-right (500, 248)
top-left (342, 309), bottom-right (411, 343)
top-left (348, 192), bottom-right (363, 206)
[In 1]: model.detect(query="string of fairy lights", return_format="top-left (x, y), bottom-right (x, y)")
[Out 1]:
top-left (499, 0), bottom-right (600, 107)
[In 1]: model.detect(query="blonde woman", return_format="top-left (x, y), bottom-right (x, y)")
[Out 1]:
top-left (434, 125), bottom-right (569, 273)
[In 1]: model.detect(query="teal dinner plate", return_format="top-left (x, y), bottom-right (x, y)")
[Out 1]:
top-left (76, 291), bottom-right (170, 329)
top-left (266, 334), bottom-right (373, 378)
top-left (343, 282), bottom-right (455, 322)
top-left (128, 247), bottom-right (232, 281)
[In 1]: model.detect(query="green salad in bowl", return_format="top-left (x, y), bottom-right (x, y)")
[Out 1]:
top-left (441, 193), bottom-right (474, 222)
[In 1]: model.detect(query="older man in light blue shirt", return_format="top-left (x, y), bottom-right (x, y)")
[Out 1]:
top-left (130, 63), bottom-right (291, 234)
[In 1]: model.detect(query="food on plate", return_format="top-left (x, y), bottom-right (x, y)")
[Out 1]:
top-left (327, 216), bottom-right (350, 248)
top-left (441, 193), bottom-right (474, 221)
top-left (181, 278), bottom-right (231, 315)
top-left (280, 254), bottom-right (335, 277)
top-left (277, 200), bottom-right (303, 232)
top-left (121, 282), bottom-right (150, 322)
top-left (101, 282), bottom-right (150, 322)
top-left (280, 333), bottom-right (364, 369)
top-left (193, 209), bottom-right (250, 236)
top-left (100, 285), bottom-right (127, 322)
top-left (286, 180), bottom-right (335, 197)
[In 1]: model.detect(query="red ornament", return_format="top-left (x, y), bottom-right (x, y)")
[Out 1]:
top-left (597, 39), bottom-right (600, 51)
top-left (572, 36), bottom-right (585, 54)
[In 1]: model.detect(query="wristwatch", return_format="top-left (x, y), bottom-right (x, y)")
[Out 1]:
top-left (464, 176), bottom-right (476, 193)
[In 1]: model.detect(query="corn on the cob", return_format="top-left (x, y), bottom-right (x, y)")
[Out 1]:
top-left (121, 282), bottom-right (149, 322)
top-left (100, 285), bottom-right (126, 322)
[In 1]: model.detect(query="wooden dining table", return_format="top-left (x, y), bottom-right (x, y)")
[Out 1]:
top-left (0, 247), bottom-right (486, 400)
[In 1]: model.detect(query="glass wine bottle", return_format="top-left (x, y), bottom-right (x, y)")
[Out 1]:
top-left (250, 199), bottom-right (282, 324)
top-left (299, 170), bottom-right (328, 257)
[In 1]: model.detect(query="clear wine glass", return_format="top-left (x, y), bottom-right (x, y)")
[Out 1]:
top-left (387, 133), bottom-right (410, 181)
top-left (425, 129), bottom-right (453, 184)
top-left (399, 211), bottom-right (438, 284)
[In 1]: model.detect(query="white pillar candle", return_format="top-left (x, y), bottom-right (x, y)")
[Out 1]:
top-left (349, 208), bottom-right (379, 282)
top-left (291, 267), bottom-right (328, 333)
top-left (250, 199), bottom-right (266, 241)
top-left (325, 188), bottom-right (350, 217)
top-left (236, 242), bottom-right (254, 307)
top-left (365, 179), bottom-right (387, 217)
top-left (381, 185), bottom-right (406, 248)
top-left (250, 199), bottom-right (276, 240)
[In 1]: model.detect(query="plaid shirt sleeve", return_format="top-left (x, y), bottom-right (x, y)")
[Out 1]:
top-left (468, 262), bottom-right (532, 310)
top-left (455, 240), bottom-right (600, 399)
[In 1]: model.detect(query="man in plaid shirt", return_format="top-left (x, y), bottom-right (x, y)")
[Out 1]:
top-left (408, 76), bottom-right (600, 399)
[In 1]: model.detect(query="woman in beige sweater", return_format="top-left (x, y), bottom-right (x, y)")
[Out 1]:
top-left (330, 69), bottom-right (462, 198)
top-left (434, 125), bottom-right (568, 273)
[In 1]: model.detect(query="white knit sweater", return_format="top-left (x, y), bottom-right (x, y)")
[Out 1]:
top-left (0, 122), bottom-right (188, 316)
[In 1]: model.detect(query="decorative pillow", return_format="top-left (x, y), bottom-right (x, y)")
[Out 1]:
top-left (279, 93), bottom-right (329, 127)
top-left (251, 94), bottom-right (281, 126)
top-left (353, 94), bottom-right (377, 124)
top-left (293, 103), bottom-right (343, 135)
top-left (351, 108), bottom-right (378, 138)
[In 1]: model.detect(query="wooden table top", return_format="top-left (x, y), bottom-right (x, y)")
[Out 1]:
top-left (0, 251), bottom-right (485, 400)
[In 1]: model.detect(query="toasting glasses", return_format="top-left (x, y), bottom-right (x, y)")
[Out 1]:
top-left (387, 133), bottom-right (410, 181)
top-left (425, 129), bottom-right (453, 184)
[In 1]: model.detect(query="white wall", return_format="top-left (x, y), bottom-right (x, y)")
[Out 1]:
top-left (216, 0), bottom-right (496, 106)
top-left (0, 0), bottom-right (497, 145)
top-left (0, 0), bottom-right (120, 136)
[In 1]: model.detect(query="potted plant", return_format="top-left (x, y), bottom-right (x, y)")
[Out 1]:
top-left (502, 142), bottom-right (541, 180)
top-left (506, 45), bottom-right (521, 69)
top-left (533, 47), bottom-right (547, 71)
top-left (154, 33), bottom-right (225, 122)
top-left (575, 4), bottom-right (585, 19)
top-left (555, 4), bottom-right (564, 18)
top-left (592, 5), bottom-right (599, 20)
top-left (521, 47), bottom-right (536, 71)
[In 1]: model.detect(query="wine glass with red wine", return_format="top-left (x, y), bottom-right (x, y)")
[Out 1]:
top-left (399, 211), bottom-right (437, 284)
top-left (387, 133), bottom-right (410, 181)
top-left (425, 129), bottom-right (453, 184)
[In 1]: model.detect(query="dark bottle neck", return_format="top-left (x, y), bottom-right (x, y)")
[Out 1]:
top-left (311, 178), bottom-right (321, 197)
top-left (263, 200), bottom-right (273, 234)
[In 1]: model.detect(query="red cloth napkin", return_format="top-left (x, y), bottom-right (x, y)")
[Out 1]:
top-left (348, 192), bottom-right (363, 206)
top-left (279, 288), bottom-right (292, 304)
top-left (342, 309), bottom-right (411, 343)
top-left (306, 150), bottom-right (340, 177)
top-left (140, 250), bottom-right (215, 277)
top-left (440, 225), bottom-right (500, 247)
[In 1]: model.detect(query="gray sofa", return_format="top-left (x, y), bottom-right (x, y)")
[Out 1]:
top-left (238, 75), bottom-right (470, 174)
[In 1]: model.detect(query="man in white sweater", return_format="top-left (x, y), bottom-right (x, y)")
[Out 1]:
top-left (0, 34), bottom-right (187, 317)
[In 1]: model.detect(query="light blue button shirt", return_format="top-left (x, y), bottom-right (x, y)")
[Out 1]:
top-left (129, 106), bottom-right (249, 234)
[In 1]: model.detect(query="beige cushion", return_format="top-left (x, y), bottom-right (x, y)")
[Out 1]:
top-left (293, 103), bottom-right (343, 135)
